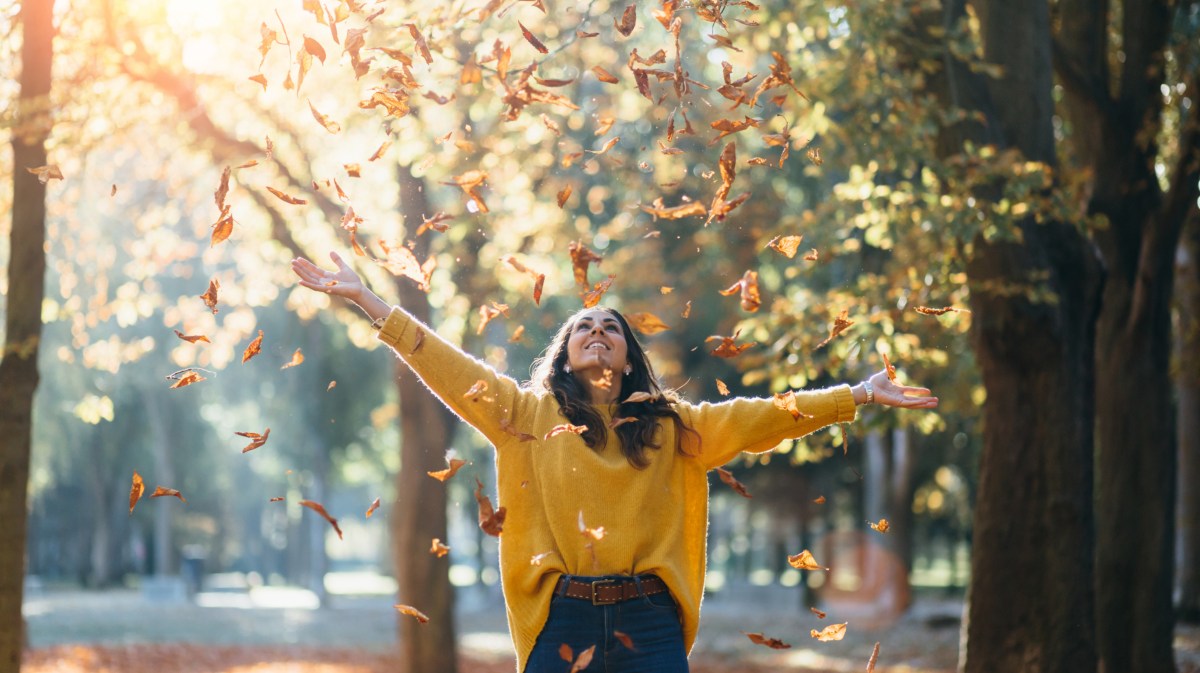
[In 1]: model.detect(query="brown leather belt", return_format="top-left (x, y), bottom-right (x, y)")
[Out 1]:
top-left (555, 575), bottom-right (668, 605)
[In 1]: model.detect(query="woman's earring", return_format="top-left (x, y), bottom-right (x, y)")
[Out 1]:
top-left (563, 363), bottom-right (572, 373)
top-left (623, 365), bottom-right (632, 375)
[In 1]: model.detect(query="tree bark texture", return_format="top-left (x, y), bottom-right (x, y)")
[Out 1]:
top-left (0, 0), bottom-right (54, 670)
top-left (929, 1), bottom-right (1104, 671)
top-left (1177, 212), bottom-right (1200, 623)
top-left (391, 163), bottom-right (459, 673)
top-left (1055, 0), bottom-right (1199, 668)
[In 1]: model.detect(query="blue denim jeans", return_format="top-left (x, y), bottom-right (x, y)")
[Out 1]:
top-left (525, 575), bottom-right (689, 673)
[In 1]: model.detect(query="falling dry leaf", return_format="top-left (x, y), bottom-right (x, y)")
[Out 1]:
top-left (767, 235), bottom-right (803, 258)
top-left (570, 645), bottom-right (596, 673)
top-left (307, 99), bottom-right (342, 133)
top-left (581, 276), bottom-right (615, 308)
top-left (269, 496), bottom-right (285, 502)
top-left (613, 630), bottom-right (635, 650)
top-left (369, 140), bottom-right (392, 161)
top-left (815, 309), bottom-right (854, 350)
top-left (211, 206), bottom-right (234, 247)
top-left (557, 184), bottom-right (573, 208)
top-left (169, 371), bottom-right (206, 389)
top-left (718, 270), bottom-right (761, 312)
top-left (625, 312), bottom-right (670, 335)
top-left (394, 604), bottom-right (429, 623)
top-left (811, 623), bottom-right (848, 642)
top-left (866, 642), bottom-right (881, 672)
top-left (813, 495), bottom-right (826, 504)
top-left (588, 136), bottom-right (620, 155)
top-left (803, 248), bottom-right (819, 261)
top-left (914, 305), bottom-right (970, 316)
top-left (559, 644), bottom-right (574, 663)
top-left (623, 391), bottom-right (657, 403)
top-left (236, 428), bottom-right (271, 454)
top-left (519, 21), bottom-right (549, 53)
top-left (869, 518), bottom-right (890, 533)
top-left (475, 477), bottom-right (507, 536)
top-left (788, 549), bottom-right (826, 571)
top-left (200, 279), bottom-right (220, 314)
top-left (706, 330), bottom-right (755, 358)
top-left (592, 65), bottom-right (619, 84)
top-left (266, 186), bottom-right (308, 205)
top-left (568, 241), bottom-right (604, 289)
top-left (614, 5), bottom-right (637, 35)
top-left (281, 349), bottom-right (304, 370)
top-left (882, 353), bottom-right (897, 381)
top-left (242, 330), bottom-right (264, 363)
top-left (744, 632), bottom-right (791, 649)
top-left (327, 380), bottom-right (337, 391)
top-left (430, 538), bottom-right (450, 557)
top-left (428, 457), bottom-right (468, 482)
top-left (545, 423), bottom-right (588, 439)
top-left (806, 147), bottom-right (822, 165)
top-left (608, 416), bottom-right (636, 429)
top-left (773, 390), bottom-right (813, 420)
top-left (150, 486), bottom-right (186, 503)
top-left (26, 164), bottom-right (63, 184)
top-left (129, 472), bottom-right (145, 515)
top-left (715, 467), bottom-right (753, 498)
top-left (299, 499), bottom-right (344, 539)
top-left (715, 379), bottom-right (730, 395)
top-left (364, 497), bottom-right (382, 518)
top-left (173, 330), bottom-right (210, 344)
top-left (811, 607), bottom-right (827, 618)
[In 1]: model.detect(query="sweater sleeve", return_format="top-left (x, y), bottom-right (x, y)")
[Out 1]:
top-left (375, 306), bottom-right (537, 449)
top-left (679, 385), bottom-right (858, 470)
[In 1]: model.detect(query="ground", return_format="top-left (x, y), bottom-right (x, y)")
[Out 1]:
top-left (21, 585), bottom-right (1200, 672)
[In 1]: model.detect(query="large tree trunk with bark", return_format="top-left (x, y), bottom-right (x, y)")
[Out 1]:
top-left (0, 0), bottom-right (54, 668)
top-left (919, 1), bottom-right (1104, 671)
top-left (391, 163), bottom-right (459, 673)
top-left (1054, 0), bottom-right (1200, 668)
top-left (1177, 212), bottom-right (1200, 624)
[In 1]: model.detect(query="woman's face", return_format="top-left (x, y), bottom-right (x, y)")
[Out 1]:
top-left (565, 309), bottom-right (629, 380)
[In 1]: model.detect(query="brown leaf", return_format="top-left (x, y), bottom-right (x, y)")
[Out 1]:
top-left (811, 607), bottom-right (827, 619)
top-left (914, 305), bottom-right (970, 316)
top-left (766, 234), bottom-right (803, 258)
top-left (614, 5), bottom-right (637, 36)
top-left (281, 348), bottom-right (304, 370)
top-left (806, 147), bottom-right (823, 166)
top-left (613, 630), bottom-right (635, 650)
top-left (369, 140), bottom-right (392, 161)
top-left (430, 538), bottom-right (450, 557)
top-left (327, 380), bottom-right (337, 391)
top-left (428, 457), bottom-right (468, 482)
top-left (559, 644), bottom-right (574, 663)
top-left (519, 21), bottom-right (549, 53)
top-left (417, 211), bottom-right (453, 235)
top-left (811, 623), bottom-right (848, 642)
top-left (242, 330), bottom-right (264, 363)
top-left (570, 645), bottom-right (596, 673)
top-left (300, 499), bottom-right (344, 539)
top-left (376, 240), bottom-right (436, 290)
top-left (200, 279), bottom-right (220, 314)
top-left (405, 23), bottom-right (433, 64)
top-left (866, 642), bottom-right (881, 672)
top-left (236, 428), bottom-right (271, 453)
top-left (803, 248), bottom-right (819, 261)
top-left (303, 35), bottom-right (327, 63)
top-left (545, 423), bottom-right (588, 439)
top-left (582, 276), bottom-right (615, 308)
top-left (394, 604), bottom-right (429, 623)
top-left (169, 370), bottom-right (206, 389)
top-left (308, 99), bottom-right (342, 133)
top-left (716, 466), bottom-right (753, 497)
top-left (815, 309), bottom-right (854, 350)
top-left (718, 270), bottom-right (761, 312)
top-left (266, 186), bottom-right (307, 205)
top-left (270, 496), bottom-right (285, 502)
top-left (813, 495), bottom-right (826, 504)
top-left (592, 65), bottom-right (619, 84)
top-left (625, 312), bottom-right (671, 335)
top-left (569, 241), bottom-right (604, 289)
top-left (536, 76), bottom-right (574, 87)
top-left (744, 632), bottom-right (791, 649)
top-left (706, 330), bottom-right (754, 358)
top-left (211, 206), bottom-right (234, 247)
top-left (588, 136), bottom-right (620, 155)
top-left (787, 549), bottom-right (826, 571)
top-left (129, 471), bottom-right (145, 515)
top-left (173, 330), bottom-right (210, 344)
top-left (365, 497), bottom-right (381, 518)
top-left (475, 477), bottom-right (507, 536)
top-left (26, 164), bottom-right (63, 184)
top-left (716, 379), bottom-right (730, 395)
top-left (150, 486), bottom-right (187, 503)
top-left (442, 169), bottom-right (489, 213)
top-left (773, 390), bottom-right (813, 420)
top-left (557, 184), bottom-right (573, 208)
top-left (868, 518), bottom-right (890, 533)
top-left (641, 198), bottom-right (706, 220)
top-left (882, 352), bottom-right (897, 381)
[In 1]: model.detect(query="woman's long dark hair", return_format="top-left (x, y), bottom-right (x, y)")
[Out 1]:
top-left (529, 307), bottom-right (699, 468)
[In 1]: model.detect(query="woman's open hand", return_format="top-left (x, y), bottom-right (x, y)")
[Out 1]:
top-left (865, 370), bottom-right (939, 409)
top-left (292, 252), bottom-right (365, 301)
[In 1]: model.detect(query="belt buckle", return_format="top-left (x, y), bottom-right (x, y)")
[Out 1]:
top-left (590, 579), bottom-right (617, 605)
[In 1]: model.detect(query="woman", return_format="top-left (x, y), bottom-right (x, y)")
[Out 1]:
top-left (292, 251), bottom-right (937, 673)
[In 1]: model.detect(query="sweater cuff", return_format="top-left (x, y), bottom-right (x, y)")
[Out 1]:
top-left (833, 384), bottom-right (857, 424)
top-left (375, 306), bottom-right (414, 351)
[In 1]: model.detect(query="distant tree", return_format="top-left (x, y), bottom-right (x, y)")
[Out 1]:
top-left (0, 0), bottom-right (54, 669)
top-left (1178, 211), bottom-right (1200, 623)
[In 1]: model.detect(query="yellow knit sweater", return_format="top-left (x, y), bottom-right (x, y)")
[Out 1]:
top-left (377, 306), bottom-right (858, 671)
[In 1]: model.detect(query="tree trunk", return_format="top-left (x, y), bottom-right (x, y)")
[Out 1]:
top-left (0, 1), bottom-right (54, 667)
top-left (1176, 212), bottom-right (1200, 623)
top-left (929, 1), bottom-right (1104, 671)
top-left (391, 163), bottom-right (458, 673)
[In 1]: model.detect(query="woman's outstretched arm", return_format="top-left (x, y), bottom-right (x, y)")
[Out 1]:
top-left (292, 251), bottom-right (536, 448)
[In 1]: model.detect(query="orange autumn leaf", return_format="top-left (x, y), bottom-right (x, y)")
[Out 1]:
top-left (592, 65), bottom-right (619, 84)
top-left (430, 538), bottom-right (450, 557)
top-left (813, 495), bottom-right (826, 504)
top-left (417, 211), bottom-right (453, 235)
top-left (236, 428), bottom-right (271, 454)
top-left (766, 234), bottom-right (803, 258)
top-left (200, 279), bottom-right (220, 314)
top-left (882, 353), bottom-right (897, 381)
top-left (394, 604), bottom-right (429, 623)
top-left (242, 330), bottom-right (264, 363)
top-left (26, 164), bottom-right (63, 184)
top-left (641, 198), bottom-right (706, 220)
top-left (376, 240), bottom-right (436, 290)
top-left (588, 136), bottom-right (620, 155)
top-left (625, 312), bottom-right (671, 335)
top-left (405, 23), bottom-right (432, 63)
top-left (518, 21), bottom-right (548, 53)
top-left (614, 3), bottom-right (638, 35)
top-left (559, 644), bottom-right (574, 663)
top-left (869, 518), bottom-right (890, 533)
top-left (169, 370), bottom-right (206, 389)
top-left (803, 248), bottom-right (819, 261)
top-left (369, 139), bottom-right (392, 162)
top-left (716, 379), bottom-right (730, 395)
top-left (299, 499), bottom-right (344, 539)
top-left (706, 330), bottom-right (755, 358)
top-left (715, 467), bottom-right (752, 498)
top-left (545, 423), bottom-right (588, 439)
top-left (788, 549), bottom-right (826, 570)
top-left (269, 496), bottom-right (285, 502)
top-left (811, 606), bottom-right (827, 618)
top-left (266, 186), bottom-right (307, 205)
top-left (327, 380), bottom-right (337, 391)
top-left (815, 309), bottom-right (854, 350)
top-left (569, 241), bottom-right (604, 289)
top-left (150, 486), bottom-right (187, 503)
top-left (914, 305), bottom-right (970, 316)
top-left (173, 330), bottom-right (210, 344)
top-left (475, 477), bottom-right (507, 536)
top-left (281, 349), bottom-right (304, 370)
top-left (682, 300), bottom-right (692, 318)
top-left (365, 497), bottom-right (382, 518)
top-left (129, 471), bottom-right (145, 515)
top-left (477, 303), bottom-right (510, 335)
top-left (557, 184), bottom-right (573, 208)
top-left (718, 270), bottom-right (761, 312)
top-left (211, 206), bottom-right (234, 247)
top-left (428, 456), bottom-right (468, 482)
top-left (773, 390), bottom-right (813, 420)
top-left (581, 276), bottom-right (616, 308)
top-left (744, 632), bottom-right (791, 649)
top-left (442, 169), bottom-right (489, 213)
top-left (570, 645), bottom-right (596, 673)
top-left (249, 72), bottom-right (268, 91)
top-left (811, 623), bottom-right (848, 642)
top-left (806, 146), bottom-right (823, 166)
top-left (613, 630), bottom-right (635, 650)
top-left (307, 99), bottom-right (342, 133)
top-left (867, 642), bottom-right (881, 672)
